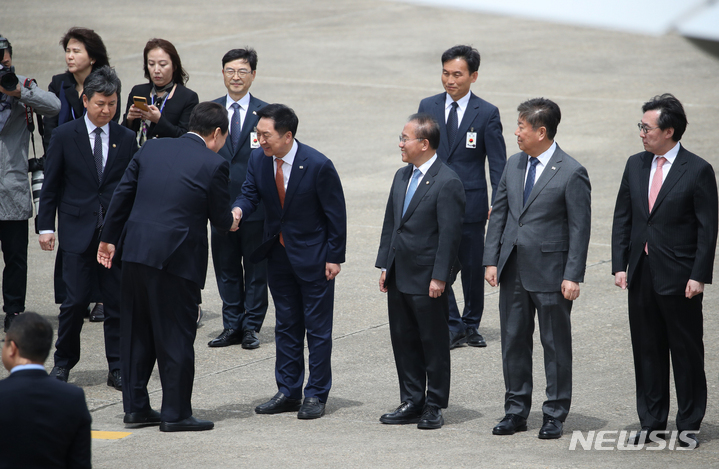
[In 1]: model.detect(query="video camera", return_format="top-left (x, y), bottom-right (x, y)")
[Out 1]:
top-left (0, 36), bottom-right (18, 91)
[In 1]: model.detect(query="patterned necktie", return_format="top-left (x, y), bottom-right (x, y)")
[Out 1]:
top-left (645, 156), bottom-right (667, 254)
top-left (446, 101), bottom-right (459, 148)
top-left (523, 157), bottom-right (540, 206)
top-left (93, 127), bottom-right (104, 227)
top-left (403, 168), bottom-right (422, 216)
top-left (275, 158), bottom-right (286, 246)
top-left (231, 102), bottom-right (241, 150)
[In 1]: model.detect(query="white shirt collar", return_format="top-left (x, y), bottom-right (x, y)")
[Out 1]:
top-left (84, 113), bottom-right (109, 136)
top-left (445, 91), bottom-right (471, 112)
top-left (187, 132), bottom-right (207, 147)
top-left (10, 364), bottom-right (46, 374)
top-left (276, 140), bottom-right (298, 167)
top-left (654, 141), bottom-right (680, 164)
top-left (225, 93), bottom-right (251, 111)
top-left (529, 141), bottom-right (557, 167)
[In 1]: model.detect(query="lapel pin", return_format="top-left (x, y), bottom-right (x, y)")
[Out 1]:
top-left (299, 166), bottom-right (304, 170)
top-left (425, 181), bottom-right (430, 184)
top-left (551, 166), bottom-right (556, 170)
top-left (112, 144), bottom-right (116, 148)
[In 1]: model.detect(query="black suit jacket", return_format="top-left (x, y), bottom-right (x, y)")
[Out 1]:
top-left (0, 369), bottom-right (91, 469)
top-left (376, 158), bottom-right (466, 295)
top-left (612, 145), bottom-right (718, 295)
top-left (101, 133), bottom-right (234, 288)
top-left (122, 83), bottom-right (199, 139)
top-left (418, 92), bottom-right (506, 223)
top-left (212, 94), bottom-right (267, 221)
top-left (38, 118), bottom-right (138, 253)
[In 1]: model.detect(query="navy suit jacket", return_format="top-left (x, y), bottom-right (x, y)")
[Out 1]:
top-left (233, 141), bottom-right (347, 282)
top-left (38, 118), bottom-right (137, 253)
top-left (0, 369), bottom-right (91, 469)
top-left (101, 133), bottom-right (234, 288)
top-left (212, 94), bottom-right (267, 221)
top-left (418, 91), bottom-right (506, 223)
top-left (612, 145), bottom-right (718, 295)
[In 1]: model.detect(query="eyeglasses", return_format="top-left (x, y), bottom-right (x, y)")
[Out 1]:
top-left (224, 68), bottom-right (252, 78)
top-left (399, 136), bottom-right (424, 144)
top-left (637, 123), bottom-right (659, 134)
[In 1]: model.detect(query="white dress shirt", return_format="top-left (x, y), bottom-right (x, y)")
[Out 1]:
top-left (84, 114), bottom-right (109, 168)
top-left (524, 141), bottom-right (557, 186)
top-left (407, 154), bottom-right (438, 193)
top-left (274, 140), bottom-right (299, 190)
top-left (444, 92), bottom-right (471, 126)
top-left (648, 141), bottom-right (680, 197)
top-left (225, 93), bottom-right (251, 134)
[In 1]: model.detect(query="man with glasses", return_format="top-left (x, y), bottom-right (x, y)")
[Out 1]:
top-left (376, 113), bottom-right (465, 430)
top-left (418, 45), bottom-right (506, 350)
top-left (0, 35), bottom-right (60, 332)
top-left (612, 93), bottom-right (717, 449)
top-left (209, 48), bottom-right (269, 350)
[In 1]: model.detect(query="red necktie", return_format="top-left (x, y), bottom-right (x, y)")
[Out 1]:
top-left (645, 156), bottom-right (667, 254)
top-left (275, 158), bottom-right (285, 246)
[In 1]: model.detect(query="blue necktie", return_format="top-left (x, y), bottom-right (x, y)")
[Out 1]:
top-left (523, 157), bottom-right (540, 206)
top-left (446, 101), bottom-right (459, 148)
top-left (231, 102), bottom-right (241, 150)
top-left (403, 168), bottom-right (422, 216)
top-left (93, 127), bottom-right (104, 227)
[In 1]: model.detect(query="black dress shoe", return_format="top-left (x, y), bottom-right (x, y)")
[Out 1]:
top-left (380, 401), bottom-right (423, 424)
top-left (449, 330), bottom-right (467, 350)
top-left (89, 303), bottom-right (105, 322)
top-left (4, 312), bottom-right (20, 333)
top-left (160, 416), bottom-right (214, 432)
top-left (298, 397), bottom-right (326, 419)
top-left (466, 327), bottom-right (486, 347)
top-left (679, 432), bottom-right (699, 449)
top-left (417, 405), bottom-right (444, 429)
top-left (196, 306), bottom-right (203, 328)
top-left (124, 409), bottom-right (161, 426)
top-left (208, 328), bottom-right (242, 347)
top-left (107, 370), bottom-right (122, 390)
top-left (255, 392), bottom-right (302, 414)
top-left (241, 330), bottom-right (260, 349)
top-left (538, 414), bottom-right (563, 439)
top-left (49, 366), bottom-right (69, 382)
top-left (492, 414), bottom-right (527, 435)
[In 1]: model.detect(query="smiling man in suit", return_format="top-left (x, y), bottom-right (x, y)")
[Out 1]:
top-left (376, 113), bottom-right (465, 430)
top-left (484, 98), bottom-right (591, 440)
top-left (418, 45), bottom-right (506, 349)
top-left (37, 66), bottom-right (137, 389)
top-left (1, 313), bottom-right (91, 468)
top-left (233, 103), bottom-right (346, 419)
top-left (209, 47), bottom-right (269, 350)
top-left (612, 94), bottom-right (717, 449)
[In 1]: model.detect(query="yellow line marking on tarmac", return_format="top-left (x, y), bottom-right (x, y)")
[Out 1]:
top-left (91, 431), bottom-right (131, 440)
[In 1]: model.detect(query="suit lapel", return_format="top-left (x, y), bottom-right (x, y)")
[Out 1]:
top-left (521, 146), bottom-right (563, 214)
top-left (234, 96), bottom-right (261, 159)
top-left (432, 94), bottom-right (451, 160)
top-left (261, 153), bottom-right (282, 212)
top-left (650, 146), bottom-right (687, 216)
top-left (73, 119), bottom-right (100, 186)
top-left (102, 122), bottom-right (120, 186)
top-left (283, 142), bottom-right (309, 214)
top-left (401, 159), bottom-right (441, 224)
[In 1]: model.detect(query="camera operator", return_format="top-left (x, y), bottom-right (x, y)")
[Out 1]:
top-left (0, 35), bottom-right (60, 332)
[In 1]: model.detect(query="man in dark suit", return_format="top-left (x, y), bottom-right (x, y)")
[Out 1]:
top-left (98, 102), bottom-right (238, 432)
top-left (376, 114), bottom-right (465, 430)
top-left (209, 47), bottom-right (269, 349)
top-left (233, 104), bottom-right (346, 420)
top-left (1, 312), bottom-right (91, 468)
top-left (484, 98), bottom-right (591, 440)
top-left (612, 94), bottom-right (717, 449)
top-left (37, 66), bottom-right (137, 389)
top-left (418, 45), bottom-right (506, 349)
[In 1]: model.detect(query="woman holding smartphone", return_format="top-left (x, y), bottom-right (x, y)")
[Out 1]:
top-left (123, 38), bottom-right (198, 144)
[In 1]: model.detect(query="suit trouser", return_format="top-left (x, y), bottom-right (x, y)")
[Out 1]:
top-left (0, 220), bottom-right (27, 314)
top-left (54, 230), bottom-right (121, 372)
top-left (267, 242), bottom-right (334, 402)
top-left (498, 250), bottom-right (572, 421)
top-left (628, 253), bottom-right (706, 431)
top-left (387, 274), bottom-right (451, 408)
top-left (120, 262), bottom-right (199, 422)
top-left (447, 220), bottom-right (486, 332)
top-left (211, 220), bottom-right (268, 332)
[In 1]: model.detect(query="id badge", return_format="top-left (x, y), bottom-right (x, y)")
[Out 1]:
top-left (466, 132), bottom-right (477, 149)
top-left (250, 132), bottom-right (260, 148)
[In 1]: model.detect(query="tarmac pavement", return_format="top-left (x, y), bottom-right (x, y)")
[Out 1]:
top-left (3, 0), bottom-right (719, 467)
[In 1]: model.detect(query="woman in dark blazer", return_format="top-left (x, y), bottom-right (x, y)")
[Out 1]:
top-left (123, 38), bottom-right (198, 144)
